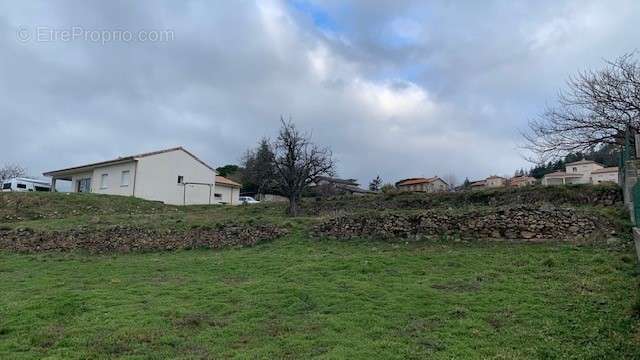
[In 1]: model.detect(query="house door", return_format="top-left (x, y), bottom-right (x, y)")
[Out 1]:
top-left (77, 178), bottom-right (91, 193)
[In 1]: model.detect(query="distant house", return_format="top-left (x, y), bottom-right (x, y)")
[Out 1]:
top-left (591, 166), bottom-right (619, 185)
top-left (214, 176), bottom-right (241, 205)
top-left (312, 176), bottom-right (372, 196)
top-left (542, 160), bottom-right (619, 185)
top-left (509, 176), bottom-right (536, 187)
top-left (395, 177), bottom-right (448, 193)
top-left (485, 175), bottom-right (507, 188)
top-left (469, 180), bottom-right (486, 191)
top-left (44, 147), bottom-right (221, 205)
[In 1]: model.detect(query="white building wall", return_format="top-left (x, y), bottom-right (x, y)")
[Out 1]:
top-left (90, 162), bottom-right (136, 196)
top-left (485, 178), bottom-right (506, 187)
top-left (135, 149), bottom-right (216, 205)
top-left (544, 177), bottom-right (564, 185)
top-left (592, 172), bottom-right (619, 184)
top-left (565, 163), bottom-right (604, 184)
top-left (432, 179), bottom-right (448, 192)
top-left (215, 184), bottom-right (240, 205)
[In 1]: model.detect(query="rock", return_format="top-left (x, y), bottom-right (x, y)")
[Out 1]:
top-left (606, 237), bottom-right (621, 246)
top-left (520, 231), bottom-right (535, 239)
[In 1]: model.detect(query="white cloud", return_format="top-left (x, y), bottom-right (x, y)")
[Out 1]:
top-left (1, 0), bottom-right (638, 185)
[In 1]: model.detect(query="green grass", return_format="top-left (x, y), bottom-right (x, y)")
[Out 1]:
top-left (1, 191), bottom-right (639, 358)
top-left (1, 233), bottom-right (639, 359)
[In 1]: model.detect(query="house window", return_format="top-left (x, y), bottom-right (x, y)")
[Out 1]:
top-left (572, 167), bottom-right (577, 172)
top-left (121, 170), bottom-right (130, 187)
top-left (214, 193), bottom-right (222, 199)
top-left (17, 183), bottom-right (26, 189)
top-left (2, 183), bottom-right (10, 190)
top-left (177, 175), bottom-right (184, 184)
top-left (100, 174), bottom-right (108, 189)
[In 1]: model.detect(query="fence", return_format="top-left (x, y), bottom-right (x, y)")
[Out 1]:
top-left (619, 126), bottom-right (640, 224)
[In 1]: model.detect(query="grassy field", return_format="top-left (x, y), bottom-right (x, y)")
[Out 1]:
top-left (1, 190), bottom-right (639, 358)
top-left (1, 234), bottom-right (639, 359)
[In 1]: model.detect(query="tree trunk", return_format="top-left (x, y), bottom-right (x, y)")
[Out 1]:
top-left (287, 194), bottom-right (299, 217)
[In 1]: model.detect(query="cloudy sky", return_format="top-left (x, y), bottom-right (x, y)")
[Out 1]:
top-left (1, 0), bottom-right (638, 185)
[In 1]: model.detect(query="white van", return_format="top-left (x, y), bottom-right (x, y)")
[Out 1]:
top-left (1, 178), bottom-right (51, 192)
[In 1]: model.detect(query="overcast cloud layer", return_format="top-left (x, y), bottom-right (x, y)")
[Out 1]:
top-left (1, 0), bottom-right (639, 185)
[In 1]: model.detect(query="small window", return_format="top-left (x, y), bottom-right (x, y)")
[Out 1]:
top-left (121, 170), bottom-right (130, 187)
top-left (100, 174), bottom-right (108, 189)
top-left (2, 183), bottom-right (10, 190)
top-left (34, 186), bottom-right (49, 192)
top-left (17, 183), bottom-right (26, 189)
top-left (572, 167), bottom-right (577, 172)
top-left (177, 175), bottom-right (184, 184)
top-left (214, 193), bottom-right (222, 199)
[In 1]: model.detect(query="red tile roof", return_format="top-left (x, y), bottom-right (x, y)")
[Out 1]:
top-left (396, 177), bottom-right (446, 186)
top-left (215, 176), bottom-right (241, 188)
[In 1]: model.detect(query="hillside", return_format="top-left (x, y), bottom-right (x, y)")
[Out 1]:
top-left (0, 186), bottom-right (639, 358)
top-left (0, 184), bottom-right (632, 253)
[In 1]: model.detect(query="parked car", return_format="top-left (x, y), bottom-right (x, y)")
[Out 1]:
top-left (239, 196), bottom-right (260, 204)
top-left (1, 178), bottom-right (51, 192)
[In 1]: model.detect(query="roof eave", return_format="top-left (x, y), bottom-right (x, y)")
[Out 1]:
top-left (43, 157), bottom-right (136, 177)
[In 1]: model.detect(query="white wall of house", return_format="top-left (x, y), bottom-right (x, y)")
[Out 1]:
top-left (565, 162), bottom-right (603, 184)
top-left (91, 162), bottom-right (137, 196)
top-left (430, 179), bottom-right (448, 192)
top-left (592, 171), bottom-right (618, 184)
top-left (543, 177), bottom-right (565, 186)
top-left (214, 184), bottom-right (240, 205)
top-left (135, 149), bottom-right (216, 205)
top-left (485, 177), bottom-right (506, 187)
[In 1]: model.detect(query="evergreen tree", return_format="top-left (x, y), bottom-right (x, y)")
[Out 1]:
top-left (369, 175), bottom-right (383, 192)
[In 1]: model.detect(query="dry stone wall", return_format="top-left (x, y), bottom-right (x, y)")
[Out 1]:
top-left (0, 224), bottom-right (287, 253)
top-left (314, 205), bottom-right (617, 242)
top-left (303, 185), bottom-right (622, 216)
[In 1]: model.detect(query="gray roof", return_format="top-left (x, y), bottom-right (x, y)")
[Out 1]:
top-left (44, 146), bottom-right (215, 177)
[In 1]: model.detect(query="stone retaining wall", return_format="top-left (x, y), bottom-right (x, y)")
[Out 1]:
top-left (314, 206), bottom-right (618, 243)
top-left (0, 224), bottom-right (287, 253)
top-left (303, 185), bottom-right (622, 216)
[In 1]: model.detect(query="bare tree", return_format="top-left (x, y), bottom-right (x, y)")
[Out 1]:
top-left (272, 118), bottom-right (335, 216)
top-left (0, 164), bottom-right (26, 183)
top-left (523, 53), bottom-right (640, 161)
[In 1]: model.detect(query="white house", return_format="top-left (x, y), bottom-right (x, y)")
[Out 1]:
top-left (485, 175), bottom-right (507, 188)
top-left (44, 147), bottom-right (220, 205)
top-left (542, 160), bottom-right (619, 185)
